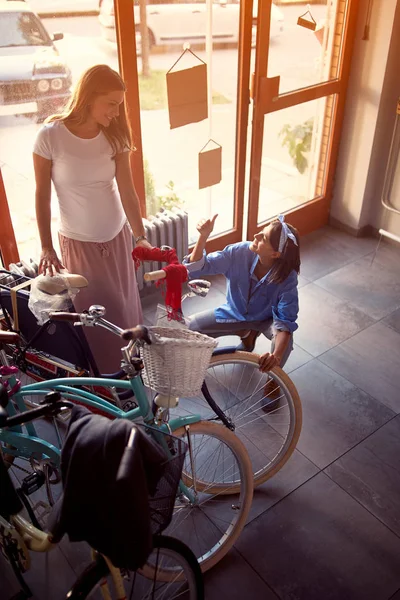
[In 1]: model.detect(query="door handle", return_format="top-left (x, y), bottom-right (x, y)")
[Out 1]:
top-left (192, 9), bottom-right (201, 13)
top-left (150, 10), bottom-right (159, 14)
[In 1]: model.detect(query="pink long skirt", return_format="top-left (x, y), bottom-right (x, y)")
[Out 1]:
top-left (59, 224), bottom-right (143, 373)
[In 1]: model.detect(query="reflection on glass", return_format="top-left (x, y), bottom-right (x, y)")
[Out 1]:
top-left (269, 0), bottom-right (342, 94)
top-left (0, 7), bottom-right (115, 260)
top-left (0, 12), bottom-right (51, 47)
top-left (257, 95), bottom-right (335, 224)
top-left (1, 1), bottom-right (243, 259)
top-left (136, 0), bottom-right (241, 243)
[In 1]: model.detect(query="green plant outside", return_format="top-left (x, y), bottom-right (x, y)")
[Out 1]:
top-left (144, 160), bottom-right (184, 215)
top-left (279, 118), bottom-right (314, 174)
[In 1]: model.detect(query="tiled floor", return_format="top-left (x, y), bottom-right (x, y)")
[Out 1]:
top-left (2, 225), bottom-right (400, 599)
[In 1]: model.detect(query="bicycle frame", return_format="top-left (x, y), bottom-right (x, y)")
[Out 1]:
top-left (3, 371), bottom-right (200, 505)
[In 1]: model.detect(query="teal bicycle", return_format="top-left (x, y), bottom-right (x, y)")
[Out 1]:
top-left (0, 310), bottom-right (253, 574)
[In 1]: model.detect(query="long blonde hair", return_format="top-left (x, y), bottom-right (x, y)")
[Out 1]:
top-left (46, 64), bottom-right (133, 155)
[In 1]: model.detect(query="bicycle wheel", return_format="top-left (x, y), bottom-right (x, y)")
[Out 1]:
top-left (165, 420), bottom-right (253, 573)
top-left (72, 535), bottom-right (204, 600)
top-left (175, 351), bottom-right (302, 491)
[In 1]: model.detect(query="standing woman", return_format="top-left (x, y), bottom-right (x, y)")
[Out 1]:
top-left (33, 64), bottom-right (150, 373)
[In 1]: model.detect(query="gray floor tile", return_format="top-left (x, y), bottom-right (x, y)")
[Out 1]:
top-left (23, 545), bottom-right (77, 600)
top-left (383, 307), bottom-right (400, 333)
top-left (0, 552), bottom-right (23, 598)
top-left (204, 548), bottom-right (278, 600)
top-left (141, 291), bottom-right (163, 323)
top-left (281, 343), bottom-right (313, 374)
top-left (59, 538), bottom-right (94, 576)
top-left (300, 228), bottom-right (357, 281)
top-left (205, 273), bottom-right (227, 295)
top-left (247, 449), bottom-right (319, 523)
top-left (290, 360), bottom-right (394, 469)
top-left (315, 254), bottom-right (400, 320)
top-left (322, 226), bottom-right (378, 255)
top-left (295, 283), bottom-right (374, 357)
top-left (370, 241), bottom-right (400, 275)
top-left (182, 287), bottom-right (226, 317)
top-left (325, 415), bottom-right (400, 536)
top-left (236, 472), bottom-right (400, 600)
top-left (320, 322), bottom-right (400, 413)
top-left (297, 274), bottom-right (310, 288)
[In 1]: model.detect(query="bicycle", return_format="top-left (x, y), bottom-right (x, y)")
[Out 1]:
top-left (0, 320), bottom-right (254, 573)
top-left (0, 388), bottom-right (204, 600)
top-left (0, 268), bottom-right (138, 409)
top-left (2, 247), bottom-right (302, 490)
top-left (142, 263), bottom-right (303, 492)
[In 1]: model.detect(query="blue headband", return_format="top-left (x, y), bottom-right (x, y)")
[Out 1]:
top-left (278, 215), bottom-right (298, 253)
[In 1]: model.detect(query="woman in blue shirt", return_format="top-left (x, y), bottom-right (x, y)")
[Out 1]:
top-left (184, 214), bottom-right (300, 377)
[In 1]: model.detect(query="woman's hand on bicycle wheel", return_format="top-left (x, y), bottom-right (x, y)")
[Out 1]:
top-left (196, 214), bottom-right (218, 239)
top-left (39, 248), bottom-right (64, 277)
top-left (259, 352), bottom-right (280, 372)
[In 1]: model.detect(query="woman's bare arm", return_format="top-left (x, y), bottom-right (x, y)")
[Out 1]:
top-left (33, 153), bottom-right (64, 275)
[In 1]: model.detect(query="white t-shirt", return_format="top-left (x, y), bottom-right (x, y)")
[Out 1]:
top-left (33, 121), bottom-right (127, 243)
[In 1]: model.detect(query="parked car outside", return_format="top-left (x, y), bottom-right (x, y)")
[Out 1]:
top-left (99, 0), bottom-right (284, 54)
top-left (0, 1), bottom-right (72, 119)
top-left (17, 0), bottom-right (99, 17)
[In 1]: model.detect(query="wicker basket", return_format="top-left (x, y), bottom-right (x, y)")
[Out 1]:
top-left (140, 326), bottom-right (218, 397)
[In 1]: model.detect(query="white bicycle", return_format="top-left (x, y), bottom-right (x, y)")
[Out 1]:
top-left (144, 260), bottom-right (302, 492)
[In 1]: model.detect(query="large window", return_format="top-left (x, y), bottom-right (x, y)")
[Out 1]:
top-left (0, 4), bottom-right (118, 261)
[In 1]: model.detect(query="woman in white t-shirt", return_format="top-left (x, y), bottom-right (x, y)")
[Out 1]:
top-left (33, 64), bottom-right (150, 372)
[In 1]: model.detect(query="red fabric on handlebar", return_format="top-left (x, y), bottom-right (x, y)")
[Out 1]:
top-left (131, 247), bottom-right (188, 320)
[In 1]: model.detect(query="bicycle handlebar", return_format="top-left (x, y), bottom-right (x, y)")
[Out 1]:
top-left (121, 325), bottom-right (152, 344)
top-left (143, 270), bottom-right (167, 282)
top-left (48, 309), bottom-right (151, 347)
top-left (49, 312), bottom-right (81, 322)
top-left (0, 331), bottom-right (22, 344)
top-left (0, 391), bottom-right (73, 428)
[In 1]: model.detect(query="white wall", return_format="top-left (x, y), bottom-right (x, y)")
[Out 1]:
top-left (331, 0), bottom-right (399, 233)
top-left (366, 0), bottom-right (400, 238)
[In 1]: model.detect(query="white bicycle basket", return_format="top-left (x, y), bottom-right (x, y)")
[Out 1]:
top-left (140, 326), bottom-right (218, 397)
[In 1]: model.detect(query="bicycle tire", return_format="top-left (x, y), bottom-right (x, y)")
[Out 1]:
top-left (177, 351), bottom-right (302, 491)
top-left (69, 535), bottom-right (204, 600)
top-left (166, 420), bottom-right (253, 573)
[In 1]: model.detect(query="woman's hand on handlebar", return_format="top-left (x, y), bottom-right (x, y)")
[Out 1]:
top-left (121, 325), bottom-right (151, 345)
top-left (39, 247), bottom-right (65, 277)
top-left (135, 238), bottom-right (153, 250)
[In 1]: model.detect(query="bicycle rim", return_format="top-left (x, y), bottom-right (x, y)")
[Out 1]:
top-left (165, 420), bottom-right (253, 573)
top-left (83, 536), bottom-right (203, 599)
top-left (175, 352), bottom-right (302, 490)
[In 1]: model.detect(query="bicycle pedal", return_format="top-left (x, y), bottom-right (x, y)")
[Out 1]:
top-left (33, 501), bottom-right (52, 527)
top-left (55, 408), bottom-right (71, 423)
top-left (21, 471), bottom-right (46, 496)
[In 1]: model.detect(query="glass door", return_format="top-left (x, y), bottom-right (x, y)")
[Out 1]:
top-left (247, 0), bottom-right (359, 238)
top-left (116, 0), bottom-right (255, 251)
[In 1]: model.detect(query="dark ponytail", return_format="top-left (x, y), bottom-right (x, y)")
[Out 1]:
top-left (267, 219), bottom-right (300, 284)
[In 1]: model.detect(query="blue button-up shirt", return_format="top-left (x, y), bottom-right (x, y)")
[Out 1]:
top-left (183, 242), bottom-right (299, 333)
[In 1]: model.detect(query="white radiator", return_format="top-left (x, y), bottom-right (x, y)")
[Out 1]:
top-left (135, 207), bottom-right (189, 291)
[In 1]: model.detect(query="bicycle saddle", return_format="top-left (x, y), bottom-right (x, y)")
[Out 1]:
top-left (36, 273), bottom-right (88, 295)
